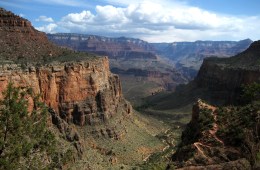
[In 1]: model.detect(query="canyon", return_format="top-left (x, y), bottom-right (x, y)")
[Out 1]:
top-left (153, 39), bottom-right (252, 79)
top-left (142, 40), bottom-right (260, 169)
top-left (48, 33), bottom-right (252, 106)
top-left (47, 33), bottom-right (187, 106)
top-left (0, 8), bottom-right (130, 124)
top-left (195, 40), bottom-right (260, 104)
top-left (0, 8), bottom-right (166, 169)
top-left (1, 6), bottom-right (260, 170)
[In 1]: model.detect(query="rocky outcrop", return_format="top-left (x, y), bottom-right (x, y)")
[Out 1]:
top-left (0, 8), bottom-right (63, 61)
top-left (195, 40), bottom-right (260, 104)
top-left (49, 108), bottom-right (83, 155)
top-left (0, 57), bottom-right (131, 125)
top-left (172, 100), bottom-right (260, 169)
top-left (0, 8), bottom-right (32, 30)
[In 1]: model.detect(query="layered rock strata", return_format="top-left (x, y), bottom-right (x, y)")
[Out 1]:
top-left (0, 8), bottom-right (132, 127)
top-left (195, 40), bottom-right (260, 103)
top-left (47, 33), bottom-right (156, 59)
top-left (0, 57), bottom-right (131, 126)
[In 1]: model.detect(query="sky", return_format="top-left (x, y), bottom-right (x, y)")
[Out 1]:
top-left (1, 0), bottom-right (260, 42)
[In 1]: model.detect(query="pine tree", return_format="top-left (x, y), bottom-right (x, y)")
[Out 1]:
top-left (0, 83), bottom-right (56, 169)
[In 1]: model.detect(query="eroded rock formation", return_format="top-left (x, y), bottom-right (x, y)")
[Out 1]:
top-left (0, 8), bottom-right (132, 127)
top-left (195, 40), bottom-right (260, 103)
top-left (0, 57), bottom-right (131, 125)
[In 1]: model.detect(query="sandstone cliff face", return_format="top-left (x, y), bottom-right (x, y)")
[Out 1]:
top-left (0, 8), bottom-right (132, 127)
top-left (0, 57), bottom-right (131, 126)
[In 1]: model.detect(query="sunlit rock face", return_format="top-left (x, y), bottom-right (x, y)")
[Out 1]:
top-left (0, 8), bottom-right (132, 126)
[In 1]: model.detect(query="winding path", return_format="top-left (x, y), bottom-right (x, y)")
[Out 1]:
top-left (209, 110), bottom-right (224, 145)
top-left (193, 103), bottom-right (224, 159)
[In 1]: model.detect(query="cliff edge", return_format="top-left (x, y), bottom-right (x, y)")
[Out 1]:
top-left (195, 40), bottom-right (260, 104)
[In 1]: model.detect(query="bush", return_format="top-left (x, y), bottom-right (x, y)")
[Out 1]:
top-left (241, 82), bottom-right (260, 104)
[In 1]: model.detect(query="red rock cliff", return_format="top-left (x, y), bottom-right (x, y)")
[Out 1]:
top-left (0, 8), bottom-right (132, 126)
top-left (0, 57), bottom-right (131, 126)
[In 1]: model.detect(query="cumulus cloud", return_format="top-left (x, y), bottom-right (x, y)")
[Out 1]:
top-left (36, 23), bottom-right (57, 33)
top-left (36, 0), bottom-right (260, 42)
top-left (61, 11), bottom-right (94, 23)
top-left (36, 16), bottom-right (54, 22)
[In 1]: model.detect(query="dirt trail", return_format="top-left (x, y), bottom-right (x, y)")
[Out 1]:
top-left (209, 110), bottom-right (224, 145)
top-left (193, 101), bottom-right (224, 158)
top-left (199, 101), bottom-right (224, 145)
top-left (194, 142), bottom-right (208, 158)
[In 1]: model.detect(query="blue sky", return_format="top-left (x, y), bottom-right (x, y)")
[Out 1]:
top-left (1, 0), bottom-right (260, 42)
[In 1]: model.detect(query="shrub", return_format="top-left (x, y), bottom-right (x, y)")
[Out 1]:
top-left (241, 82), bottom-right (260, 104)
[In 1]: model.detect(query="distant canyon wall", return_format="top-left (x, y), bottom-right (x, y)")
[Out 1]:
top-left (195, 41), bottom-right (260, 103)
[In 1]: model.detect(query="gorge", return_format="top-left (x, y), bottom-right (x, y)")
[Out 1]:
top-left (0, 8), bottom-right (166, 169)
top-left (1, 6), bottom-right (260, 170)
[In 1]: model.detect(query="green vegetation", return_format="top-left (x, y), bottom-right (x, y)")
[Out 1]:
top-left (257, 152), bottom-right (260, 161)
top-left (216, 83), bottom-right (260, 147)
top-left (181, 107), bottom-right (214, 146)
top-left (13, 50), bottom-right (97, 67)
top-left (198, 108), bottom-right (214, 131)
top-left (0, 83), bottom-right (73, 169)
top-left (241, 82), bottom-right (260, 104)
top-left (171, 83), bottom-right (260, 168)
top-left (216, 105), bottom-right (256, 145)
top-left (42, 51), bottom-right (97, 64)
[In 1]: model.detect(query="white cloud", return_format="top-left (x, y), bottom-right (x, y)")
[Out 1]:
top-left (36, 23), bottom-right (57, 33)
top-left (37, 0), bottom-right (260, 42)
top-left (36, 16), bottom-right (54, 22)
top-left (95, 5), bottom-right (129, 24)
top-left (61, 10), bottom-right (94, 23)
